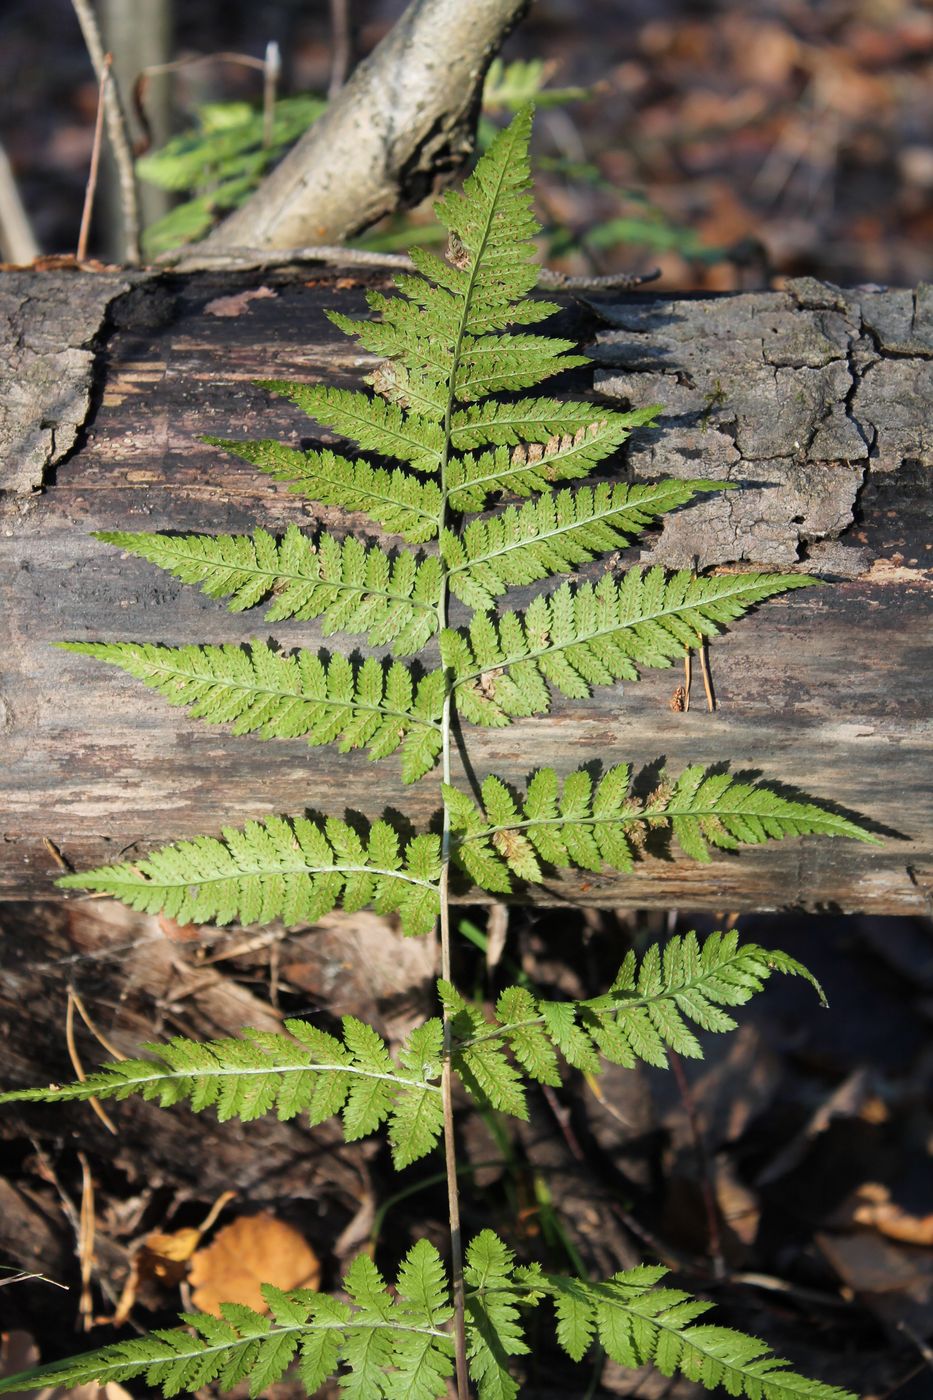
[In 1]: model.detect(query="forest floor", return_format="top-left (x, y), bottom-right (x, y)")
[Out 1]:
top-left (2, 900), bottom-right (932, 1399)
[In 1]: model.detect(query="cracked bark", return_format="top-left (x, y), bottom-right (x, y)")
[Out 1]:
top-left (1, 267), bottom-right (930, 914)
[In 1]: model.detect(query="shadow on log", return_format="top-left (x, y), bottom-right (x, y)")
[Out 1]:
top-left (1, 266), bottom-right (930, 913)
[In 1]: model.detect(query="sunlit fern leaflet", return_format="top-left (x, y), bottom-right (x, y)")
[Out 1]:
top-left (56, 812), bottom-right (442, 936)
top-left (445, 762), bottom-right (876, 894)
top-left (440, 930), bottom-right (826, 1117)
top-left (0, 1232), bottom-right (853, 1400)
top-left (0, 932), bottom-right (823, 1160)
top-left (464, 1233), bottom-right (853, 1400)
top-left (95, 525), bottom-right (442, 654)
top-left (446, 568), bottom-right (817, 725)
top-left (60, 640), bottom-right (444, 782)
top-left (0, 1017), bottom-right (445, 1169)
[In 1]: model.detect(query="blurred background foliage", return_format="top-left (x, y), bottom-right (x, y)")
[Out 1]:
top-left (0, 0), bottom-right (929, 288)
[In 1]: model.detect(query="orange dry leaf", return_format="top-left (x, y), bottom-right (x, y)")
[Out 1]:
top-left (112, 1190), bottom-right (235, 1324)
top-left (189, 1213), bottom-right (321, 1316)
top-left (853, 1183), bottom-right (933, 1247)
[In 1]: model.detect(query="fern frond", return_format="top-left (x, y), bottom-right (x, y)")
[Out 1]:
top-left (0, 1019), bottom-right (444, 1168)
top-left (204, 437), bottom-right (441, 543)
top-left (331, 108), bottom-right (584, 423)
top-left (442, 481), bottom-right (727, 608)
top-left (61, 641), bottom-right (443, 782)
top-left (439, 932), bottom-right (824, 1107)
top-left (258, 380), bottom-right (445, 473)
top-left (95, 526), bottom-right (440, 654)
top-left (463, 1231), bottom-right (530, 1400)
top-left (0, 1240), bottom-right (455, 1400)
top-left (444, 569), bottom-right (817, 725)
top-left (445, 764), bottom-right (877, 893)
top-left (56, 814), bottom-right (442, 936)
top-left (447, 403), bottom-right (662, 512)
top-left (530, 1269), bottom-right (855, 1400)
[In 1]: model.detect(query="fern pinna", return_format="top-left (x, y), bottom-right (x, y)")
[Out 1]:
top-left (2, 109), bottom-right (871, 1400)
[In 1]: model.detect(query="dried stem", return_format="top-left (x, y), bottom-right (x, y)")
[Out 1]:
top-left (77, 54), bottom-right (110, 265)
top-left (71, 0), bottom-right (141, 264)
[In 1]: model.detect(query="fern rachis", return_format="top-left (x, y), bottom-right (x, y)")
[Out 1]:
top-left (0, 108), bottom-right (871, 1400)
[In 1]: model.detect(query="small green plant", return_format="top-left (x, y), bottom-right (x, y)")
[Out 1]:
top-left (1, 109), bottom-right (868, 1400)
top-left (138, 95), bottom-right (326, 256)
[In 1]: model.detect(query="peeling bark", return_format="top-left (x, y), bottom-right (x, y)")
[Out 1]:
top-left (0, 268), bottom-right (930, 915)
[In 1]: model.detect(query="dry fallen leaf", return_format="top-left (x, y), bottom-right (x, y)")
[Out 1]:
top-left (853, 1183), bottom-right (933, 1246)
top-left (204, 286), bottom-right (277, 317)
top-left (111, 1190), bottom-right (235, 1324)
top-left (189, 1213), bottom-right (321, 1316)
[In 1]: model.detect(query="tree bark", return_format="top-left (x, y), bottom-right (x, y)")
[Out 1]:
top-left (192, 0), bottom-right (530, 256)
top-left (1, 266), bottom-right (930, 914)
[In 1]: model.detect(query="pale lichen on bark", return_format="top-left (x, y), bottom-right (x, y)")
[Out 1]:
top-left (592, 277), bottom-right (933, 575)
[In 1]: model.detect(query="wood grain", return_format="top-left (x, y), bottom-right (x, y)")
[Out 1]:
top-left (1, 267), bottom-right (930, 914)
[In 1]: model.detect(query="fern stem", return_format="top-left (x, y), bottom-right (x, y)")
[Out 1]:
top-left (6, 1060), bottom-right (444, 1103)
top-left (440, 482), bottom-right (471, 1400)
top-left (436, 150), bottom-right (514, 1395)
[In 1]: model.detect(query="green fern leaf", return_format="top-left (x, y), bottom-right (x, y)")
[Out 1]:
top-left (442, 480), bottom-right (727, 607)
top-left (449, 931), bottom-right (825, 1100)
top-left (530, 1270), bottom-right (855, 1400)
top-left (0, 1017), bottom-right (444, 1167)
top-left (464, 1231), bottom-right (529, 1400)
top-left (446, 764), bottom-right (876, 892)
top-left (446, 569), bottom-right (818, 724)
top-left (447, 403), bottom-right (662, 511)
top-left (0, 1243), bottom-right (455, 1400)
top-left (54, 814), bottom-right (441, 936)
top-left (204, 436), bottom-right (441, 543)
top-left (94, 526), bottom-right (441, 654)
top-left (259, 380), bottom-right (445, 473)
top-left (60, 641), bottom-right (443, 781)
top-left (438, 980), bottom-right (528, 1119)
top-left (331, 107), bottom-right (585, 426)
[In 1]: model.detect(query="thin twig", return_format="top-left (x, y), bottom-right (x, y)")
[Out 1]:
top-left (77, 54), bottom-right (111, 265)
top-left (65, 989), bottom-right (118, 1135)
top-left (42, 836), bottom-right (72, 871)
top-left (69, 988), bottom-right (126, 1062)
top-left (0, 1268), bottom-right (68, 1290)
top-left (70, 0), bottom-right (140, 264)
top-left (697, 635), bottom-right (716, 712)
top-left (897, 1320), bottom-right (933, 1371)
top-left (134, 49), bottom-right (272, 149)
top-left (167, 240), bottom-right (660, 290)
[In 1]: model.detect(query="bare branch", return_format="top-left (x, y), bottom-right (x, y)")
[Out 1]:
top-left (199, 0), bottom-right (531, 254)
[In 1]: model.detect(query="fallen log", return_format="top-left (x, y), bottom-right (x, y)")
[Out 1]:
top-left (1, 265), bottom-right (930, 913)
